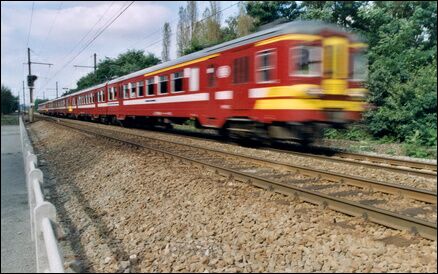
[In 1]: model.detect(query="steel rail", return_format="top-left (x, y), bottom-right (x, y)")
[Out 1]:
top-left (268, 148), bottom-right (437, 179)
top-left (39, 116), bottom-right (437, 204)
top-left (43, 118), bottom-right (437, 241)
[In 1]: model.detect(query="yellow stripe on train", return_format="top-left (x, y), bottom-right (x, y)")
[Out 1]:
top-left (254, 98), bottom-right (365, 111)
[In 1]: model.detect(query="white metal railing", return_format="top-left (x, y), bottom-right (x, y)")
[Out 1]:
top-left (19, 116), bottom-right (65, 273)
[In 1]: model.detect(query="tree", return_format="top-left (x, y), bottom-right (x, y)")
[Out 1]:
top-left (1, 84), bottom-right (19, 114)
top-left (177, 6), bottom-right (190, 57)
top-left (161, 22), bottom-right (172, 62)
top-left (246, 1), bottom-right (302, 27)
top-left (299, 1), bottom-right (366, 30)
top-left (187, 1), bottom-right (199, 41)
top-left (34, 98), bottom-right (49, 112)
top-left (236, 2), bottom-right (255, 37)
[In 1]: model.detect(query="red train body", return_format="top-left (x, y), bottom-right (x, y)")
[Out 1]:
top-left (39, 21), bottom-right (368, 144)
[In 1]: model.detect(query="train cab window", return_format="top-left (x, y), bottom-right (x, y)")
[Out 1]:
top-left (207, 65), bottom-right (215, 87)
top-left (137, 81), bottom-right (144, 97)
top-left (172, 71), bottom-right (184, 93)
top-left (158, 75), bottom-right (168, 94)
top-left (256, 49), bottom-right (276, 83)
top-left (123, 85), bottom-right (129, 99)
top-left (350, 49), bottom-right (368, 81)
top-left (146, 78), bottom-right (155, 96)
top-left (233, 56), bottom-right (249, 84)
top-left (290, 46), bottom-right (322, 76)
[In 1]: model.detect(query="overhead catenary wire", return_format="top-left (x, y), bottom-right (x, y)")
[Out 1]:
top-left (40, 1), bottom-right (135, 91)
top-left (61, 1), bottom-right (115, 66)
top-left (38, 2), bottom-right (63, 55)
top-left (36, 1), bottom-right (115, 96)
top-left (41, 1), bottom-right (239, 95)
top-left (26, 1), bottom-right (35, 48)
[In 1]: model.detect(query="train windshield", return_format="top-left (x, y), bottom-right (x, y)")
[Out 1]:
top-left (351, 49), bottom-right (368, 81)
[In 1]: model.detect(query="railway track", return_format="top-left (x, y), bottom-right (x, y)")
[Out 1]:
top-left (268, 146), bottom-right (437, 179)
top-left (36, 116), bottom-right (437, 240)
top-left (105, 122), bottom-right (437, 178)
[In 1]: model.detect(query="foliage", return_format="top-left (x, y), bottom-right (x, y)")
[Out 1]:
top-left (34, 98), bottom-right (49, 111)
top-left (161, 22), bottom-right (172, 62)
top-left (66, 50), bottom-right (160, 95)
top-left (246, 1), bottom-right (302, 27)
top-left (244, 1), bottom-right (437, 149)
top-left (1, 114), bottom-right (19, 125)
top-left (1, 84), bottom-right (18, 114)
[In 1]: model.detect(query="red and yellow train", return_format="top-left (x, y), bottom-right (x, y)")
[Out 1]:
top-left (39, 21), bottom-right (368, 144)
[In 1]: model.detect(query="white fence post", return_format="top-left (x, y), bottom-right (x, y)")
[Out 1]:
top-left (19, 116), bottom-right (65, 273)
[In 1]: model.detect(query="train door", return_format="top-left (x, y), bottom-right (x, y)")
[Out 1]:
top-left (322, 36), bottom-right (349, 96)
top-left (228, 50), bottom-right (253, 111)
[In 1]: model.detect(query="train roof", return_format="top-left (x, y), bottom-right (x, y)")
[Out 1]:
top-left (41, 20), bottom-right (361, 105)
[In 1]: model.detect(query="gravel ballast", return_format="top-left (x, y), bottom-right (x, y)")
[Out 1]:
top-left (29, 120), bottom-right (437, 273)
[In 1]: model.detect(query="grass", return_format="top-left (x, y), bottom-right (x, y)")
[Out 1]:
top-left (1, 114), bottom-right (19, 125)
top-left (323, 125), bottom-right (437, 159)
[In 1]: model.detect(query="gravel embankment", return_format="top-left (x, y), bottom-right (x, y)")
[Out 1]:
top-left (29, 120), bottom-right (436, 273)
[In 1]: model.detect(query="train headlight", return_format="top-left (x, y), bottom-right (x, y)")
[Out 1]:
top-left (306, 87), bottom-right (323, 96)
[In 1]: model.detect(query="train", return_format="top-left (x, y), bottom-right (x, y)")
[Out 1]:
top-left (38, 20), bottom-right (368, 145)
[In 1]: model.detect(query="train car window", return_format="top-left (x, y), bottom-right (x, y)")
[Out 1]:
top-left (207, 65), bottom-right (215, 87)
top-left (172, 71), bottom-right (184, 93)
top-left (290, 46), bottom-right (322, 76)
top-left (159, 75), bottom-right (168, 94)
top-left (233, 56), bottom-right (249, 84)
top-left (108, 88), bottom-right (112, 101)
top-left (146, 78), bottom-right (155, 96)
top-left (129, 83), bottom-right (136, 98)
top-left (256, 49), bottom-right (276, 83)
top-left (123, 85), bottom-right (129, 99)
top-left (114, 87), bottom-right (118, 99)
top-left (137, 81), bottom-right (144, 97)
top-left (189, 68), bottom-right (199, 91)
top-left (101, 90), bottom-right (105, 102)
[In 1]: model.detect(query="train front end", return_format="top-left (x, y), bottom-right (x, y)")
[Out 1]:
top-left (253, 26), bottom-right (368, 144)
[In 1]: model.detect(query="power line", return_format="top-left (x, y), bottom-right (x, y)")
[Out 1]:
top-left (41, 1), bottom-right (135, 90)
top-left (36, 2), bottom-right (114, 92)
top-left (39, 2), bottom-right (63, 55)
top-left (62, 1), bottom-right (115, 65)
top-left (26, 1), bottom-right (35, 47)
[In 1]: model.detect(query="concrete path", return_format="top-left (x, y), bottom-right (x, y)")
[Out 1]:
top-left (1, 125), bottom-right (35, 273)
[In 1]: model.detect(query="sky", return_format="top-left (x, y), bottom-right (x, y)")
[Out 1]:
top-left (1, 1), bottom-right (239, 104)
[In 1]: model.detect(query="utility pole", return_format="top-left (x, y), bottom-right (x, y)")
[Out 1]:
top-left (74, 53), bottom-right (97, 73)
top-left (27, 48), bottom-right (33, 122)
top-left (26, 47), bottom-right (53, 122)
top-left (56, 81), bottom-right (58, 98)
top-left (22, 81), bottom-right (25, 113)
